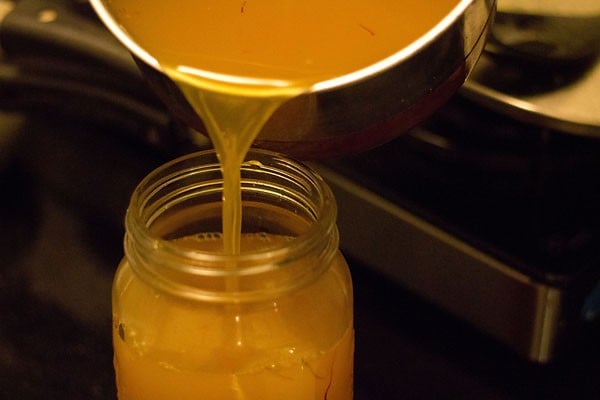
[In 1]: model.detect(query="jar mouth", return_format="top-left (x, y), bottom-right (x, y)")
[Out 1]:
top-left (125, 149), bottom-right (337, 285)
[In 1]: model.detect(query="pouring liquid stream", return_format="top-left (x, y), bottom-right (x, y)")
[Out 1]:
top-left (107, 0), bottom-right (458, 257)
top-left (167, 68), bottom-right (301, 258)
top-left (160, 59), bottom-right (310, 363)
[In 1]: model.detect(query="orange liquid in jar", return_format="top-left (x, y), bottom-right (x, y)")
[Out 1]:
top-left (113, 233), bottom-right (354, 400)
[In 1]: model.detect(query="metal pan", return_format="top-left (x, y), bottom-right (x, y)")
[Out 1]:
top-left (93, 0), bottom-right (496, 158)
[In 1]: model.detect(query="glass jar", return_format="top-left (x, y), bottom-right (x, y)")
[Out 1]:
top-left (112, 149), bottom-right (354, 400)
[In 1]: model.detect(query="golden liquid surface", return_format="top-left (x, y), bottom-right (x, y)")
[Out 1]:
top-left (113, 233), bottom-right (354, 400)
top-left (106, 0), bottom-right (458, 86)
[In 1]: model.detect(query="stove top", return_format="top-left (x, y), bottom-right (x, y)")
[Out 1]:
top-left (314, 23), bottom-right (600, 360)
top-left (320, 57), bottom-right (600, 360)
top-left (332, 95), bottom-right (600, 281)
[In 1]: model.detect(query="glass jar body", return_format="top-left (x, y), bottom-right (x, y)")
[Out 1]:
top-left (112, 150), bottom-right (354, 400)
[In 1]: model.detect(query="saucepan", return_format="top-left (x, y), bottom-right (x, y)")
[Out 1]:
top-left (91, 0), bottom-right (496, 159)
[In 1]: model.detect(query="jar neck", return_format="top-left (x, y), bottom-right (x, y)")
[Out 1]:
top-left (124, 149), bottom-right (339, 303)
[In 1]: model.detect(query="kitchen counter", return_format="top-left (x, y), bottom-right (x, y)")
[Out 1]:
top-left (1, 113), bottom-right (599, 399)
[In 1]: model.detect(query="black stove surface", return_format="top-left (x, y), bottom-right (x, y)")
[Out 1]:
top-left (332, 95), bottom-right (600, 284)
